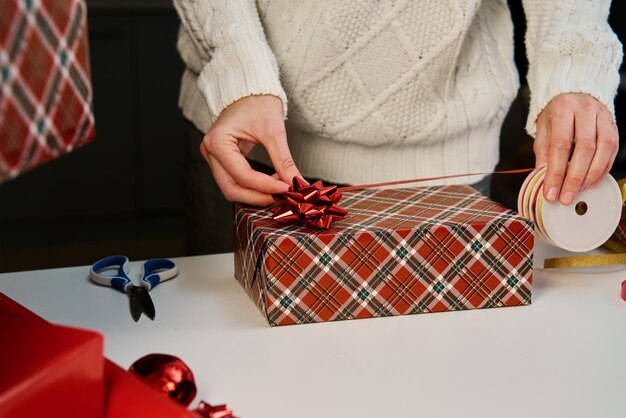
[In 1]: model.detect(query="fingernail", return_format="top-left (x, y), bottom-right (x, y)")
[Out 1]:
top-left (589, 178), bottom-right (601, 189)
top-left (546, 187), bottom-right (559, 201)
top-left (560, 191), bottom-right (575, 205)
top-left (581, 180), bottom-right (590, 190)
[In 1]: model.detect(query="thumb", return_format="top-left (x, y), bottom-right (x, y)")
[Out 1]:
top-left (263, 131), bottom-right (302, 184)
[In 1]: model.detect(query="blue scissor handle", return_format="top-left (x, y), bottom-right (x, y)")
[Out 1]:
top-left (141, 258), bottom-right (178, 291)
top-left (90, 255), bottom-right (132, 292)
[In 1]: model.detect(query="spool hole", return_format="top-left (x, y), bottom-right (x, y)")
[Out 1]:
top-left (575, 201), bottom-right (588, 216)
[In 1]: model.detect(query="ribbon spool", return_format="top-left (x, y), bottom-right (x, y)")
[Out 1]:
top-left (520, 170), bottom-right (626, 300)
top-left (517, 167), bottom-right (623, 253)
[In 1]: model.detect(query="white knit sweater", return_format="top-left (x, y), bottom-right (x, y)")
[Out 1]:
top-left (173, 0), bottom-right (622, 186)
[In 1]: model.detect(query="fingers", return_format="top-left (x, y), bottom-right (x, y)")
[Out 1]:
top-left (265, 142), bottom-right (301, 183)
top-left (261, 127), bottom-right (302, 184)
top-left (558, 108), bottom-right (596, 204)
top-left (203, 133), bottom-right (289, 195)
top-left (543, 108), bottom-right (574, 202)
top-left (539, 94), bottom-right (619, 205)
top-left (586, 110), bottom-right (619, 189)
top-left (198, 94), bottom-right (302, 205)
top-left (199, 142), bottom-right (276, 206)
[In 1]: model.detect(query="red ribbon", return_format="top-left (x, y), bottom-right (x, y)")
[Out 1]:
top-left (337, 168), bottom-right (535, 192)
top-left (129, 354), bottom-right (237, 417)
top-left (271, 169), bottom-right (534, 230)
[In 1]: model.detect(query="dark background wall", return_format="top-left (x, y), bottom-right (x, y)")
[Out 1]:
top-left (0, 1), bottom-right (624, 272)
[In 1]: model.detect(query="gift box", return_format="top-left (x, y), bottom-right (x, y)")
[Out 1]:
top-left (0, 292), bottom-right (41, 320)
top-left (0, 294), bottom-right (104, 418)
top-left (611, 179), bottom-right (626, 246)
top-left (611, 207), bottom-right (626, 246)
top-left (234, 185), bottom-right (534, 326)
top-left (0, 0), bottom-right (95, 181)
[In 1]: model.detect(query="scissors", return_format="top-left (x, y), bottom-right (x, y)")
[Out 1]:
top-left (89, 255), bottom-right (178, 322)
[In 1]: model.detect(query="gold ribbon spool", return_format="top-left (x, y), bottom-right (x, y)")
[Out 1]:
top-left (543, 178), bottom-right (626, 268)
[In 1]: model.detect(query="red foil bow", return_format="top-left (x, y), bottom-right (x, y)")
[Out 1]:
top-left (195, 401), bottom-right (238, 418)
top-left (272, 176), bottom-right (348, 229)
top-left (129, 354), bottom-right (197, 407)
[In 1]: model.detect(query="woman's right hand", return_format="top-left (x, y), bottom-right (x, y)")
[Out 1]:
top-left (200, 95), bottom-right (302, 206)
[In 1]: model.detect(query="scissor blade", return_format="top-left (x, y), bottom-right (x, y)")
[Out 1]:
top-left (127, 289), bottom-right (143, 322)
top-left (136, 287), bottom-right (155, 320)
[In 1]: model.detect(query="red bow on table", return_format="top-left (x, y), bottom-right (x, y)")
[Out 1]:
top-left (129, 354), bottom-right (238, 417)
top-left (195, 401), bottom-right (237, 418)
top-left (272, 177), bottom-right (348, 230)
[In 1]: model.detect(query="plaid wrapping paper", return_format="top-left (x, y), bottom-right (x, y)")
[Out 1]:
top-left (612, 205), bottom-right (626, 245)
top-left (0, 0), bottom-right (94, 181)
top-left (234, 185), bottom-right (534, 326)
top-left (611, 178), bottom-right (626, 245)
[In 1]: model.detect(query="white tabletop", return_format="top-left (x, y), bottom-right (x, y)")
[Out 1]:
top-left (1, 243), bottom-right (625, 418)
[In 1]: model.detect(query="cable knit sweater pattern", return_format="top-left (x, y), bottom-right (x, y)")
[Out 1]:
top-left (173, 0), bottom-right (622, 186)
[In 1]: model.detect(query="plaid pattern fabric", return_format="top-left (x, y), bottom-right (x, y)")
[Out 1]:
top-left (610, 179), bottom-right (626, 245)
top-left (0, 0), bottom-right (94, 181)
top-left (612, 205), bottom-right (626, 245)
top-left (234, 185), bottom-right (534, 326)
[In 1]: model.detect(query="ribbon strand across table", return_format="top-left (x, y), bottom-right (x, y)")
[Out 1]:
top-left (271, 168), bottom-right (626, 300)
top-left (271, 168), bottom-right (534, 230)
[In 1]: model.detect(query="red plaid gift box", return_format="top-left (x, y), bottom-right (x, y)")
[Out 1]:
top-left (234, 185), bottom-right (534, 326)
top-left (0, 0), bottom-right (94, 181)
top-left (611, 205), bottom-right (626, 246)
top-left (610, 179), bottom-right (626, 246)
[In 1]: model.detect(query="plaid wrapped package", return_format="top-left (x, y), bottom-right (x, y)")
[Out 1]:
top-left (0, 0), bottom-right (94, 181)
top-left (234, 185), bottom-right (534, 326)
top-left (612, 205), bottom-right (626, 246)
top-left (611, 179), bottom-right (626, 246)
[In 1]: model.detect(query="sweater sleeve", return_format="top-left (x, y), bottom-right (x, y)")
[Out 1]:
top-left (522, 0), bottom-right (623, 137)
top-left (172, 0), bottom-right (287, 119)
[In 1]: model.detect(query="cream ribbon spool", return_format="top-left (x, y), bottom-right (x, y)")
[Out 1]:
top-left (518, 173), bottom-right (626, 268)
